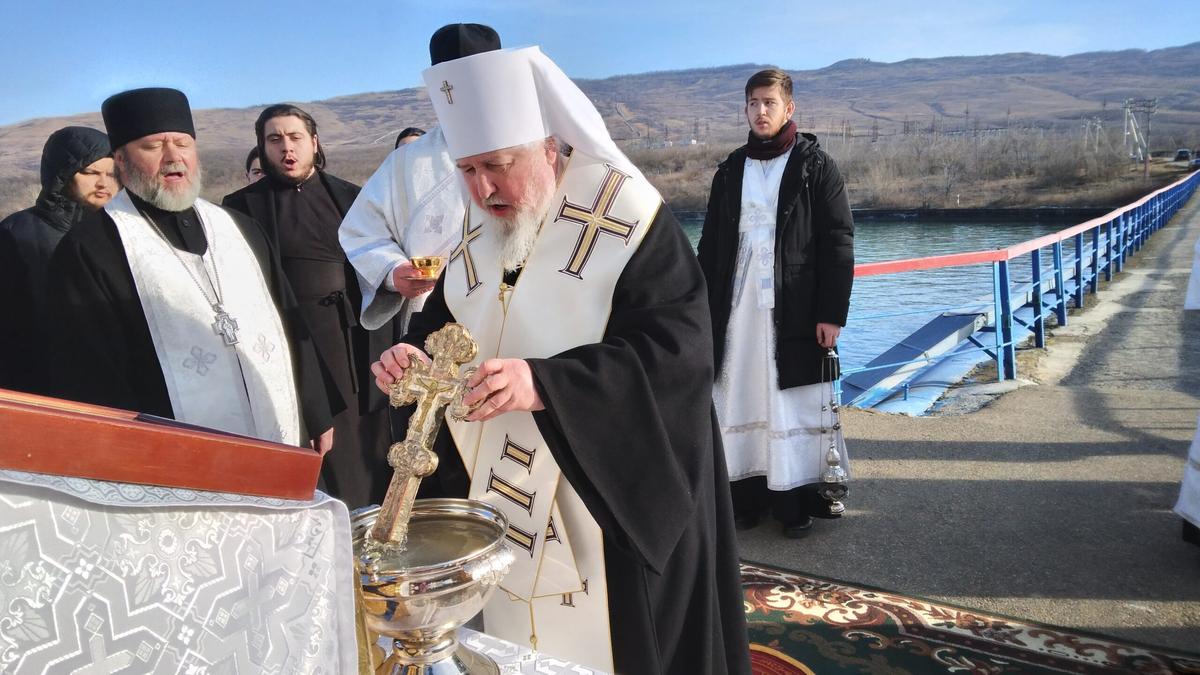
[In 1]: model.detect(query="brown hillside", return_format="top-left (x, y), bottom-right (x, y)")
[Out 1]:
top-left (1, 43), bottom-right (1197, 213)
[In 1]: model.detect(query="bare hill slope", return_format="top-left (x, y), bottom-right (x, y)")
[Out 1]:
top-left (1, 43), bottom-right (1196, 211)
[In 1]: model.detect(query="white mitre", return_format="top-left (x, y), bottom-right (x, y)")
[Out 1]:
top-left (422, 45), bottom-right (644, 182)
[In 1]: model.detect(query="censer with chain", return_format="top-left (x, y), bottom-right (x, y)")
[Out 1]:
top-left (817, 348), bottom-right (848, 514)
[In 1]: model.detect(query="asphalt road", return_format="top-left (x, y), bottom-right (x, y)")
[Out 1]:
top-left (736, 188), bottom-right (1200, 653)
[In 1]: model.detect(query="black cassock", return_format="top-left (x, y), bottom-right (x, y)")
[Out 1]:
top-left (224, 172), bottom-right (395, 508)
top-left (43, 192), bottom-right (336, 443)
top-left (406, 208), bottom-right (751, 675)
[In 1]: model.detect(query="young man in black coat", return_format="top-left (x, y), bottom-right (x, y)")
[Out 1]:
top-left (697, 68), bottom-right (855, 538)
top-left (223, 104), bottom-right (394, 509)
top-left (0, 126), bottom-right (116, 394)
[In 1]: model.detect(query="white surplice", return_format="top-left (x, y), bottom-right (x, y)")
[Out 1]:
top-left (338, 127), bottom-right (467, 332)
top-left (713, 150), bottom-right (849, 490)
top-left (1175, 234), bottom-right (1200, 527)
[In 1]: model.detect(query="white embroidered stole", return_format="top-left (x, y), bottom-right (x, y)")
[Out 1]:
top-left (108, 191), bottom-right (301, 445)
top-left (442, 154), bottom-right (660, 669)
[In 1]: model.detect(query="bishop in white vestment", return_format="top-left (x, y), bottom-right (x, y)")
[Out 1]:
top-left (372, 45), bottom-right (750, 675)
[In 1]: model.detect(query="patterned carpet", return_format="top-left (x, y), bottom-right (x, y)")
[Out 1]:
top-left (741, 561), bottom-right (1200, 674)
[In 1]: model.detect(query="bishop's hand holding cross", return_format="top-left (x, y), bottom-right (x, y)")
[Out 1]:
top-left (367, 323), bottom-right (479, 545)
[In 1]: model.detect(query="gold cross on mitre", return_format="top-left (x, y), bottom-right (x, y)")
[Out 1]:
top-left (440, 80), bottom-right (454, 104)
top-left (369, 323), bottom-right (478, 545)
top-left (554, 164), bottom-right (639, 279)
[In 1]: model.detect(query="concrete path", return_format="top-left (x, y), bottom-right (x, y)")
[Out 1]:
top-left (737, 190), bottom-right (1200, 653)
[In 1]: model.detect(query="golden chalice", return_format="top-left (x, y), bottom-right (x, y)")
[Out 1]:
top-left (410, 256), bottom-right (446, 279)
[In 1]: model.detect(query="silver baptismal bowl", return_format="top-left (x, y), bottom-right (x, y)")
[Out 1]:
top-left (351, 499), bottom-right (515, 675)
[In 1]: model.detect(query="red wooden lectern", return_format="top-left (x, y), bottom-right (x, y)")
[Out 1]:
top-left (0, 389), bottom-right (322, 500)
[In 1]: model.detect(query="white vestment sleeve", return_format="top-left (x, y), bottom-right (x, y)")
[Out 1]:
top-left (1186, 234), bottom-right (1200, 310)
top-left (340, 149), bottom-right (410, 330)
top-left (339, 128), bottom-right (467, 332)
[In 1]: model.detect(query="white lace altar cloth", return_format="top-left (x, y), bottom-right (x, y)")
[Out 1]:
top-left (0, 469), bottom-right (356, 674)
top-left (371, 629), bottom-right (604, 673)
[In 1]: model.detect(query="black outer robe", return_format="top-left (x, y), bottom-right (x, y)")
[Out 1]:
top-left (0, 126), bottom-right (110, 394)
top-left (43, 195), bottom-right (337, 444)
top-left (404, 207), bottom-right (751, 675)
top-left (223, 172), bottom-right (395, 508)
top-left (697, 133), bottom-right (855, 388)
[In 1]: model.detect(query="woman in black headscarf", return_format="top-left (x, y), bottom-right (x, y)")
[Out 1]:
top-left (0, 126), bottom-right (115, 394)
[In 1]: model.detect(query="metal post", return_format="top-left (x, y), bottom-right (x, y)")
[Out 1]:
top-left (1115, 214), bottom-right (1125, 273)
top-left (1129, 206), bottom-right (1139, 260)
top-left (992, 260), bottom-right (1016, 381)
top-left (1105, 219), bottom-right (1114, 281)
top-left (1090, 227), bottom-right (1100, 294)
top-left (1073, 233), bottom-right (1084, 308)
top-left (1031, 249), bottom-right (1045, 348)
top-left (992, 261), bottom-right (1006, 381)
top-left (1139, 204), bottom-right (1145, 250)
top-left (1052, 241), bottom-right (1068, 326)
top-left (1135, 203), bottom-right (1144, 251)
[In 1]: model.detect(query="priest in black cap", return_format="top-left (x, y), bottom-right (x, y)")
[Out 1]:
top-left (223, 104), bottom-right (391, 508)
top-left (45, 87), bottom-right (337, 452)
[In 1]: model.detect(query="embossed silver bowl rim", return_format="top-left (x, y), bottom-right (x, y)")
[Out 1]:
top-left (351, 498), bottom-right (512, 585)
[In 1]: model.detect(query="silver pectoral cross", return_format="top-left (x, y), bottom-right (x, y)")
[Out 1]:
top-left (212, 304), bottom-right (240, 346)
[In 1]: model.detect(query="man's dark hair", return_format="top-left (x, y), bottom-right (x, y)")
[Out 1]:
top-left (244, 146), bottom-right (260, 173)
top-left (745, 69), bottom-right (793, 103)
top-left (254, 103), bottom-right (326, 172)
top-left (395, 127), bottom-right (426, 148)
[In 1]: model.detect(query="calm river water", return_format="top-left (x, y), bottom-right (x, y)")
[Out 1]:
top-left (679, 217), bottom-right (1065, 371)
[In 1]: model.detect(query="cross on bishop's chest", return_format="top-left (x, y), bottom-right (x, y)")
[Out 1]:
top-left (440, 80), bottom-right (454, 104)
top-left (554, 164), bottom-right (640, 279)
top-left (449, 218), bottom-right (484, 294)
top-left (370, 323), bottom-right (479, 545)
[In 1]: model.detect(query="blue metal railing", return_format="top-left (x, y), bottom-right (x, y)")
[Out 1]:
top-left (843, 170), bottom-right (1200, 409)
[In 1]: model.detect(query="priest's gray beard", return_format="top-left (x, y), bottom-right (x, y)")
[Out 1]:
top-left (122, 160), bottom-right (204, 212)
top-left (486, 171), bottom-right (557, 273)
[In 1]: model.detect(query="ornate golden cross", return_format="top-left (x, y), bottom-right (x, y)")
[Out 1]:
top-left (553, 164), bottom-right (639, 279)
top-left (370, 323), bottom-right (478, 544)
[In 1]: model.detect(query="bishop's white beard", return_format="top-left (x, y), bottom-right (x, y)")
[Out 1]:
top-left (486, 173), bottom-right (557, 274)
top-left (122, 161), bottom-right (204, 212)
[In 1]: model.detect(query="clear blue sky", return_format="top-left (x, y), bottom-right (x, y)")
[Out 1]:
top-left (0, 0), bottom-right (1194, 126)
